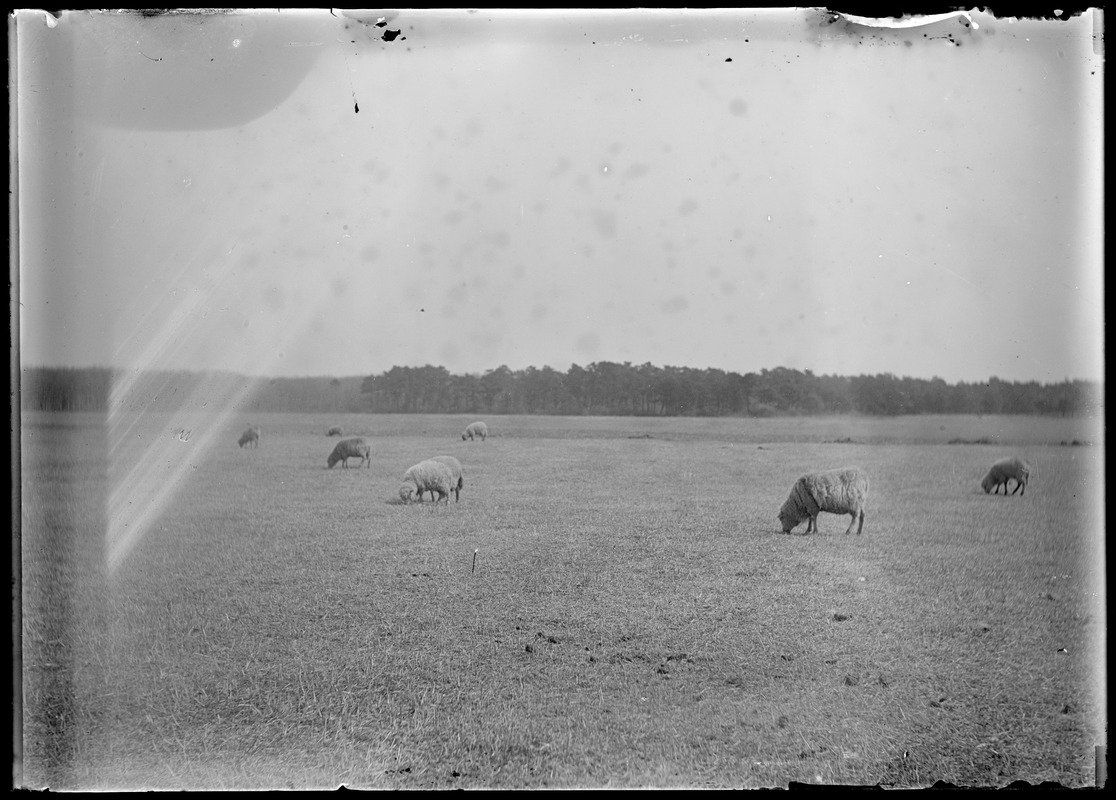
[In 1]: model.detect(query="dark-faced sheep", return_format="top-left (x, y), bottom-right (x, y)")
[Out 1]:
top-left (327, 426), bottom-right (344, 437)
top-left (238, 426), bottom-right (261, 448)
top-left (327, 437), bottom-right (371, 469)
top-left (462, 421), bottom-right (488, 441)
top-left (981, 457), bottom-right (1030, 496)
top-left (778, 466), bottom-right (869, 535)
top-left (398, 459), bottom-right (456, 504)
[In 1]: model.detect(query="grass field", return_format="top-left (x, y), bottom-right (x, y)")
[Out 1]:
top-left (17, 411), bottom-right (1106, 789)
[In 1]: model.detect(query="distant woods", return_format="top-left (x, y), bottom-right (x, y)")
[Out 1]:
top-left (359, 364), bottom-right (1100, 417)
top-left (21, 364), bottom-right (1102, 418)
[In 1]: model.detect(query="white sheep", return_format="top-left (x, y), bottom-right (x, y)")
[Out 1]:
top-left (327, 425), bottom-right (344, 437)
top-left (398, 459), bottom-right (457, 504)
top-left (981, 457), bottom-right (1030, 496)
top-left (238, 426), bottom-right (261, 448)
top-left (778, 466), bottom-right (869, 535)
top-left (462, 421), bottom-right (488, 441)
top-left (327, 437), bottom-right (372, 469)
top-left (428, 455), bottom-right (464, 502)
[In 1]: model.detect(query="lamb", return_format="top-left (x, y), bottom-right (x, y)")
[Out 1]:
top-left (327, 426), bottom-right (344, 437)
top-left (327, 437), bottom-right (372, 469)
top-left (238, 426), bottom-right (261, 448)
top-left (981, 457), bottom-right (1030, 496)
top-left (428, 455), bottom-right (464, 502)
top-left (462, 421), bottom-right (488, 441)
top-left (398, 459), bottom-right (457, 505)
top-left (777, 466), bottom-right (869, 535)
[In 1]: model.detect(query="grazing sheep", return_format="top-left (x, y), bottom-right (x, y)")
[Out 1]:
top-left (327, 426), bottom-right (344, 437)
top-left (399, 459), bottom-right (456, 504)
top-left (327, 437), bottom-right (372, 469)
top-left (778, 466), bottom-right (869, 535)
top-left (462, 421), bottom-right (488, 441)
top-left (981, 457), bottom-right (1030, 496)
top-left (238, 426), bottom-right (261, 448)
top-left (428, 455), bottom-right (464, 502)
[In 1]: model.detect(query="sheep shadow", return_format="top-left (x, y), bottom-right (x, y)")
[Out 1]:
top-left (385, 496), bottom-right (455, 508)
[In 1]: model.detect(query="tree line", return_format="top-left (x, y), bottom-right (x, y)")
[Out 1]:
top-left (360, 363), bottom-right (1101, 417)
top-left (19, 367), bottom-right (365, 415)
top-left (20, 363), bottom-right (1101, 418)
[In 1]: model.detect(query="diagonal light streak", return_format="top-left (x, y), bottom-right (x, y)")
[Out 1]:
top-left (105, 232), bottom-right (338, 575)
top-left (107, 377), bottom-right (255, 573)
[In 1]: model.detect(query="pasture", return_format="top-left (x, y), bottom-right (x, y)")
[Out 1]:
top-left (18, 411), bottom-right (1105, 789)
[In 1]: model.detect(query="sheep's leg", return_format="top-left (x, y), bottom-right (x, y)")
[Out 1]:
top-left (855, 510), bottom-right (864, 535)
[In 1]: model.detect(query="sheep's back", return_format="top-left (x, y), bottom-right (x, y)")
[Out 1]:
top-left (330, 437), bottom-right (370, 461)
top-left (403, 459), bottom-right (455, 493)
top-left (800, 467), bottom-right (869, 513)
top-left (990, 456), bottom-right (1029, 477)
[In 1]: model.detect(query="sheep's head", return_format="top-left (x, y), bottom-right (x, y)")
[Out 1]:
top-left (777, 505), bottom-right (804, 534)
top-left (327, 454), bottom-right (340, 468)
top-left (398, 484), bottom-right (417, 504)
top-left (980, 475), bottom-right (994, 493)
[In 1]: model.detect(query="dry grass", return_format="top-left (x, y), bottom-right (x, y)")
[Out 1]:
top-left (18, 411), bottom-right (1105, 789)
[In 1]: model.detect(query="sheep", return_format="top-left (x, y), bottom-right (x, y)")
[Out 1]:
top-left (238, 426), bottom-right (261, 448)
top-left (462, 421), bottom-right (488, 441)
top-left (777, 466), bottom-right (869, 535)
top-left (327, 426), bottom-right (344, 437)
top-left (398, 459), bottom-right (457, 505)
top-left (981, 457), bottom-right (1030, 496)
top-left (402, 456), bottom-right (464, 503)
top-left (427, 455), bottom-right (464, 502)
top-left (327, 437), bottom-right (372, 469)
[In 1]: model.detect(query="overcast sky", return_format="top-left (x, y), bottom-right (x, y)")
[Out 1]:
top-left (16, 8), bottom-right (1105, 385)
